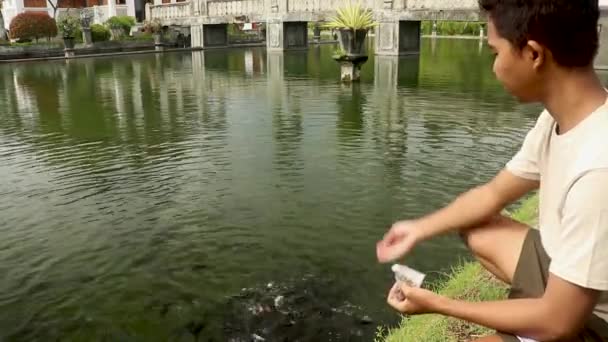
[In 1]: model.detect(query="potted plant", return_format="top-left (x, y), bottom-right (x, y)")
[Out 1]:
top-left (143, 18), bottom-right (163, 45)
top-left (57, 14), bottom-right (80, 49)
top-left (325, 2), bottom-right (376, 57)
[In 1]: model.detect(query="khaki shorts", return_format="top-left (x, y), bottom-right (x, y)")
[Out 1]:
top-left (498, 229), bottom-right (608, 342)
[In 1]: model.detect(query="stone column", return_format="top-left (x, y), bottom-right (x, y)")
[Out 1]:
top-left (15, 0), bottom-right (25, 15)
top-left (375, 20), bottom-right (420, 56)
top-left (595, 17), bottom-right (608, 69)
top-left (126, 0), bottom-right (135, 17)
top-left (479, 23), bottom-right (485, 39)
top-left (108, 0), bottom-right (117, 18)
top-left (267, 21), bottom-right (308, 51)
top-left (266, 19), bottom-right (284, 52)
top-left (313, 23), bottom-right (321, 43)
top-left (432, 20), bottom-right (437, 37)
top-left (145, 3), bottom-right (151, 20)
top-left (375, 21), bottom-right (399, 55)
top-left (335, 55), bottom-right (368, 82)
top-left (82, 28), bottom-right (93, 47)
top-left (46, 0), bottom-right (55, 18)
top-left (191, 24), bottom-right (204, 49)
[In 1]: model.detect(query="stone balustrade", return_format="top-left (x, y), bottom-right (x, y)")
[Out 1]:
top-left (286, 0), bottom-right (375, 13)
top-left (149, 0), bottom-right (480, 21)
top-left (149, 2), bottom-right (192, 20)
top-left (405, 0), bottom-right (479, 10)
top-left (207, 0), bottom-right (265, 16)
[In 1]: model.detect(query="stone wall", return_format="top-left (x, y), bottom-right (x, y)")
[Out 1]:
top-left (0, 41), bottom-right (155, 61)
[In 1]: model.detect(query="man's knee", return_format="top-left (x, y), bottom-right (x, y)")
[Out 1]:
top-left (460, 214), bottom-right (506, 251)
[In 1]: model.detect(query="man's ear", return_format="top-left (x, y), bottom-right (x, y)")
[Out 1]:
top-left (525, 40), bottom-right (545, 70)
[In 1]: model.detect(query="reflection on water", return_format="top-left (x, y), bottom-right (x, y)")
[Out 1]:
top-left (0, 39), bottom-right (542, 340)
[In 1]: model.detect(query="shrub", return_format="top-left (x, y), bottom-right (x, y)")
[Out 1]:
top-left (142, 18), bottom-right (162, 34)
top-left (9, 12), bottom-right (58, 42)
top-left (105, 16), bottom-right (136, 36)
top-left (57, 14), bottom-right (80, 38)
top-left (90, 24), bottom-right (110, 42)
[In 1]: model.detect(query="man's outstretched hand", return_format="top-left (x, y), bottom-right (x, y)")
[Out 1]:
top-left (376, 220), bottom-right (423, 263)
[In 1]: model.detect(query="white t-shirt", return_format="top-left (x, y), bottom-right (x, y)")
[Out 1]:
top-left (506, 103), bottom-right (608, 322)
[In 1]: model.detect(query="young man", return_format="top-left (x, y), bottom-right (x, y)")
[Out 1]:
top-left (376, 1), bottom-right (608, 341)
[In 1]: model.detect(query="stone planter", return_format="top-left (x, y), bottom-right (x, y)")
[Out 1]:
top-left (82, 27), bottom-right (93, 47)
top-left (63, 37), bottom-right (75, 49)
top-left (337, 28), bottom-right (368, 57)
top-left (154, 33), bottom-right (162, 45)
top-left (333, 54), bottom-right (369, 82)
top-left (333, 28), bottom-right (370, 82)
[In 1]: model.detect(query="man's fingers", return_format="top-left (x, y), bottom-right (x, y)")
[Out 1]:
top-left (377, 238), bottom-right (412, 262)
top-left (399, 281), bottom-right (412, 293)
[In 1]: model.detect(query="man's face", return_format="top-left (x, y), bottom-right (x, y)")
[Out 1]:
top-left (488, 19), bottom-right (542, 102)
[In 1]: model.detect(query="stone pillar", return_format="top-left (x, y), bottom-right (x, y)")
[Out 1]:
top-left (145, 3), bottom-right (151, 21)
top-left (432, 20), bottom-right (437, 37)
top-left (108, 0), bottom-right (117, 18)
top-left (313, 23), bottom-right (321, 43)
top-left (45, 0), bottom-right (53, 17)
top-left (595, 17), bottom-right (608, 69)
top-left (266, 19), bottom-right (283, 52)
top-left (266, 20), bottom-right (308, 51)
top-left (126, 0), bottom-right (135, 17)
top-left (336, 56), bottom-right (368, 82)
top-left (375, 20), bottom-right (420, 56)
top-left (82, 27), bottom-right (93, 47)
top-left (479, 23), bottom-right (485, 39)
top-left (203, 24), bottom-right (228, 47)
top-left (15, 0), bottom-right (25, 14)
top-left (191, 24), bottom-right (204, 49)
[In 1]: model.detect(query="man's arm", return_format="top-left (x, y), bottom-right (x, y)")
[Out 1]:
top-left (415, 170), bottom-right (539, 241)
top-left (435, 274), bottom-right (599, 340)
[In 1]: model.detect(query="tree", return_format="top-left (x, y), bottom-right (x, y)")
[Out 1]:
top-left (0, 0), bottom-right (7, 40)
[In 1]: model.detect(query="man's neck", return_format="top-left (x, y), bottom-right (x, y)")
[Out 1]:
top-left (542, 68), bottom-right (607, 135)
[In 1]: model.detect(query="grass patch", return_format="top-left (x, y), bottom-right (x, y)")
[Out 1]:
top-left (379, 194), bottom-right (539, 342)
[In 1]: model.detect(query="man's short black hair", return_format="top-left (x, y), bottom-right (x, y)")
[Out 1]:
top-left (479, 0), bottom-right (600, 68)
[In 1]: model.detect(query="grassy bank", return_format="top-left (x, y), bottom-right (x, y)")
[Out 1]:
top-left (379, 194), bottom-right (539, 342)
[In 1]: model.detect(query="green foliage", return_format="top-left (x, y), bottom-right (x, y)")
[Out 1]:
top-left (421, 20), bottom-right (485, 36)
top-left (121, 33), bottom-right (153, 41)
top-left (90, 24), bottom-right (111, 42)
top-left (57, 14), bottom-right (81, 38)
top-left (325, 2), bottom-right (376, 30)
top-left (9, 12), bottom-right (58, 41)
top-left (105, 16), bottom-right (136, 35)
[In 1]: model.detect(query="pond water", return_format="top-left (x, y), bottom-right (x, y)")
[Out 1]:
top-left (0, 39), bottom-right (543, 341)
